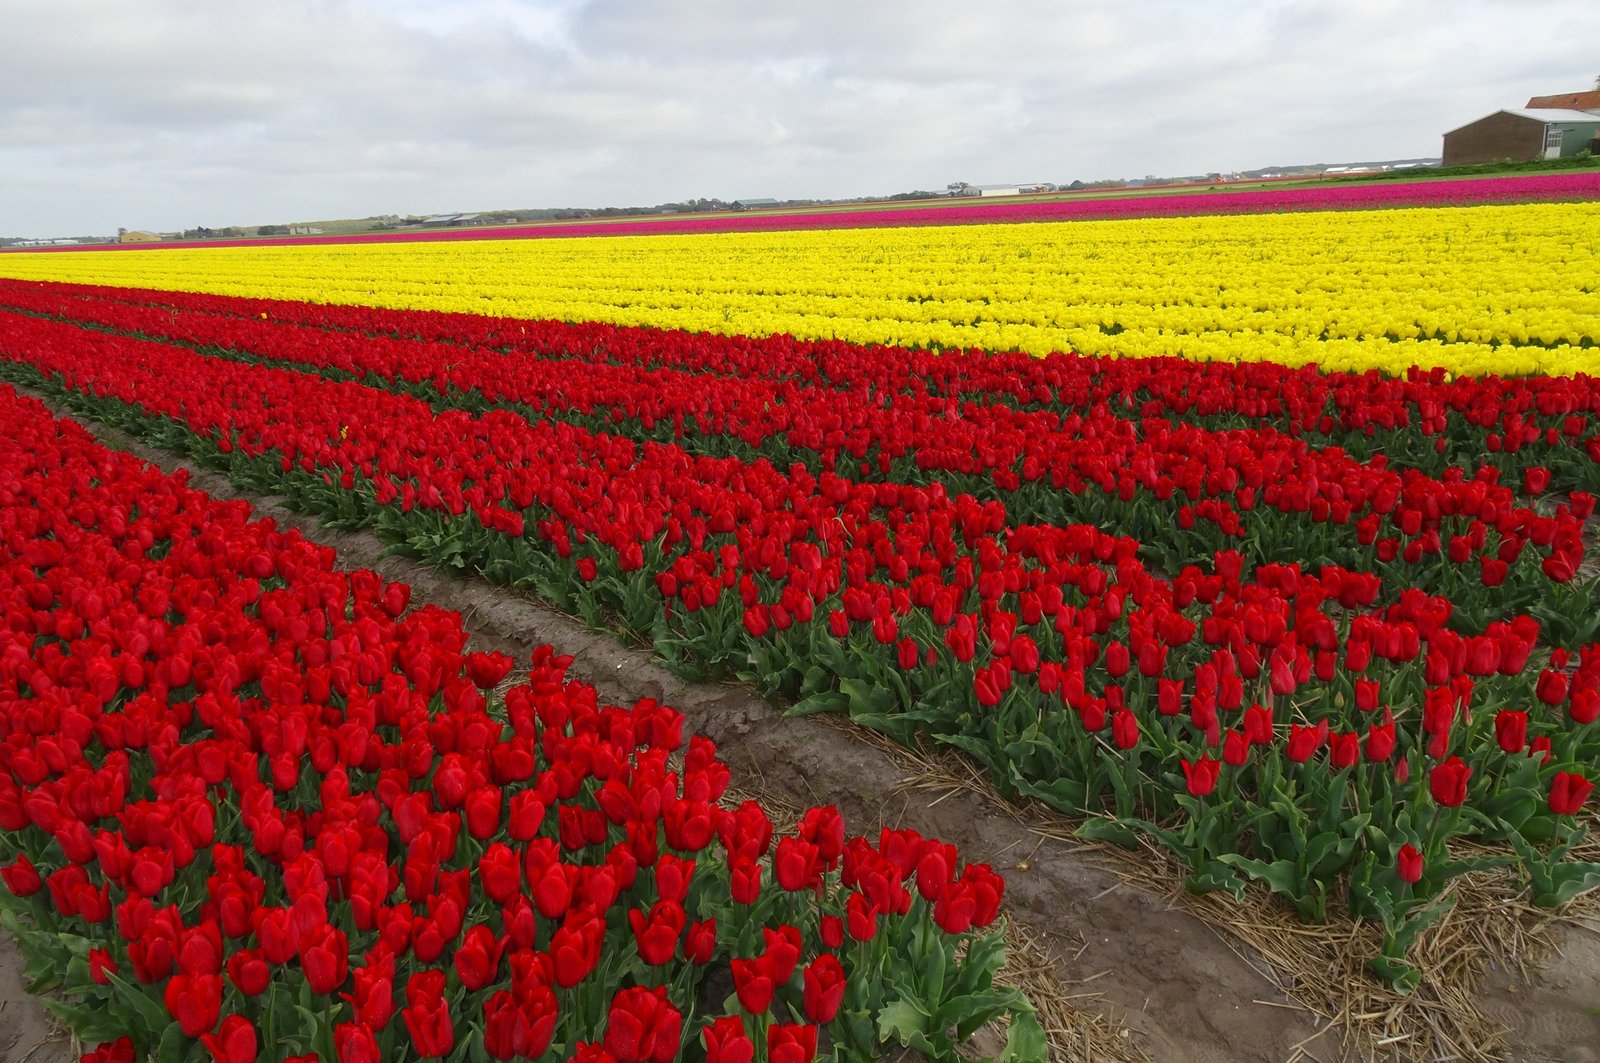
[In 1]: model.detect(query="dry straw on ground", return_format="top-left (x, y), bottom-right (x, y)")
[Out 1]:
top-left (1090, 826), bottom-right (1600, 1063)
top-left (839, 713), bottom-right (1600, 1063)
top-left (991, 922), bottom-right (1147, 1063)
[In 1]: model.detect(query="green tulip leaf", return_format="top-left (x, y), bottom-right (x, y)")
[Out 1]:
top-left (1217, 854), bottom-right (1307, 902)
top-left (877, 997), bottom-right (938, 1055)
top-left (1367, 953), bottom-right (1422, 995)
top-left (999, 1006), bottom-right (1050, 1063)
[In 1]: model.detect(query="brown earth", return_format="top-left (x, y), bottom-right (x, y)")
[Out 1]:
top-left (0, 934), bottom-right (68, 1060)
top-left (5, 390), bottom-right (1598, 1062)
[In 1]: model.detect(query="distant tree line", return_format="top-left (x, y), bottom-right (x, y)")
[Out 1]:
top-left (180, 226), bottom-right (248, 239)
top-left (495, 198), bottom-right (749, 221)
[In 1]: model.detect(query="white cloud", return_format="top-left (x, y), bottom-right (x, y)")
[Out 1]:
top-left (1, 0), bottom-right (1595, 236)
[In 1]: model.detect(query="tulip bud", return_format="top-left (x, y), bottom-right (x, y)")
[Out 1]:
top-left (1396, 843), bottom-right (1423, 885)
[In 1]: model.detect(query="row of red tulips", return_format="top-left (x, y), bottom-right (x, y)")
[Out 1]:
top-left (0, 383), bottom-right (1043, 1061)
top-left (14, 277), bottom-right (1600, 488)
top-left (3, 283), bottom-right (1595, 640)
top-left (1, 303), bottom-right (1596, 990)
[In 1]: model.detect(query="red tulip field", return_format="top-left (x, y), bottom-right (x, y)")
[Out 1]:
top-left (0, 381), bottom-right (1040, 1062)
top-left (0, 182), bottom-right (1598, 1062)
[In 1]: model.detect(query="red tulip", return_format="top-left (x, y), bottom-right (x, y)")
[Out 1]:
top-left (551, 911), bottom-right (604, 988)
top-left (761, 925), bottom-right (802, 984)
top-left (507, 791), bottom-right (546, 841)
top-left (1157, 678), bottom-right (1183, 717)
top-left (798, 806), bottom-right (845, 866)
top-left (1532, 666), bottom-right (1568, 705)
top-left (896, 636), bottom-right (919, 670)
top-left (802, 954), bottom-right (846, 1023)
top-left (81, 1039), bottom-right (136, 1063)
top-left (649, 852), bottom-right (693, 903)
top-left (1222, 729), bottom-right (1249, 767)
top-left (0, 856), bottom-right (42, 897)
top-left (684, 917), bottom-right (717, 964)
top-left (663, 799), bottom-right (716, 851)
top-left (483, 985), bottom-right (558, 1060)
top-left (1530, 735), bottom-right (1553, 765)
top-left (300, 923), bottom-right (349, 995)
top-left (1396, 843), bottom-right (1423, 885)
top-left (846, 892), bottom-right (879, 942)
top-left (1110, 709), bottom-right (1139, 750)
top-left (1364, 718), bottom-right (1396, 762)
top-left (164, 972), bottom-right (222, 1038)
top-left (1180, 755), bottom-right (1220, 797)
top-left (463, 786), bottom-right (503, 840)
top-left (1285, 724), bottom-right (1319, 764)
top-left (742, 605), bottom-right (770, 638)
top-left (1242, 703), bottom-right (1273, 745)
top-left (1328, 731), bottom-right (1360, 770)
top-left (1494, 710), bottom-right (1528, 754)
top-left (1428, 757), bottom-right (1472, 808)
top-left (731, 957), bottom-right (774, 1015)
top-left (334, 1023), bottom-right (381, 1063)
top-left (1009, 634), bottom-right (1039, 674)
top-left (402, 970), bottom-right (454, 1058)
top-left (454, 924), bottom-right (502, 990)
top-left (728, 858), bottom-right (762, 905)
top-left (767, 1023), bottom-right (819, 1063)
top-left (1550, 771), bottom-right (1594, 816)
top-left (602, 985), bottom-right (682, 1063)
top-left (628, 900), bottom-right (687, 966)
top-left (1543, 551), bottom-right (1579, 582)
top-left (201, 1016), bottom-right (258, 1063)
top-left (774, 836), bottom-right (821, 892)
top-left (476, 841), bottom-right (521, 905)
top-left (703, 1016), bottom-right (755, 1063)
top-left (465, 650), bottom-right (514, 690)
top-left (88, 948), bottom-right (118, 986)
top-left (225, 948), bottom-right (271, 997)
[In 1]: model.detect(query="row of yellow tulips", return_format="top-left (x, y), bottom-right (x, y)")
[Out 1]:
top-left (3, 202), bottom-right (1597, 376)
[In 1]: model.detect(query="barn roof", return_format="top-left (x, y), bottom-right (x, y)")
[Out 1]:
top-left (1446, 108), bottom-right (1600, 134)
top-left (1526, 90), bottom-right (1600, 110)
top-left (1501, 108), bottom-right (1600, 123)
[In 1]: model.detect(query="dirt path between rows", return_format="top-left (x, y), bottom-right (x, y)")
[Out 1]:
top-left (8, 390), bottom-right (1600, 1062)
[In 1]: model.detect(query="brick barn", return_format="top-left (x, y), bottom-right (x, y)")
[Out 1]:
top-left (1442, 106), bottom-right (1600, 167)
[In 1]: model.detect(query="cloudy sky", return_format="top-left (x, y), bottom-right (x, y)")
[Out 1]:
top-left (2, 0), bottom-right (1595, 237)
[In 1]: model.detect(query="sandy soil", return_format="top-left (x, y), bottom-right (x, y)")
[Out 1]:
top-left (1475, 923), bottom-right (1600, 1063)
top-left (4, 393), bottom-right (1598, 1063)
top-left (0, 934), bottom-right (67, 1061)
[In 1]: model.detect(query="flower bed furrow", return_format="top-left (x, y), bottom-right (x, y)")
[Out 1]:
top-left (2, 311), bottom-right (1597, 993)
top-left (0, 382), bottom-right (1040, 1061)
